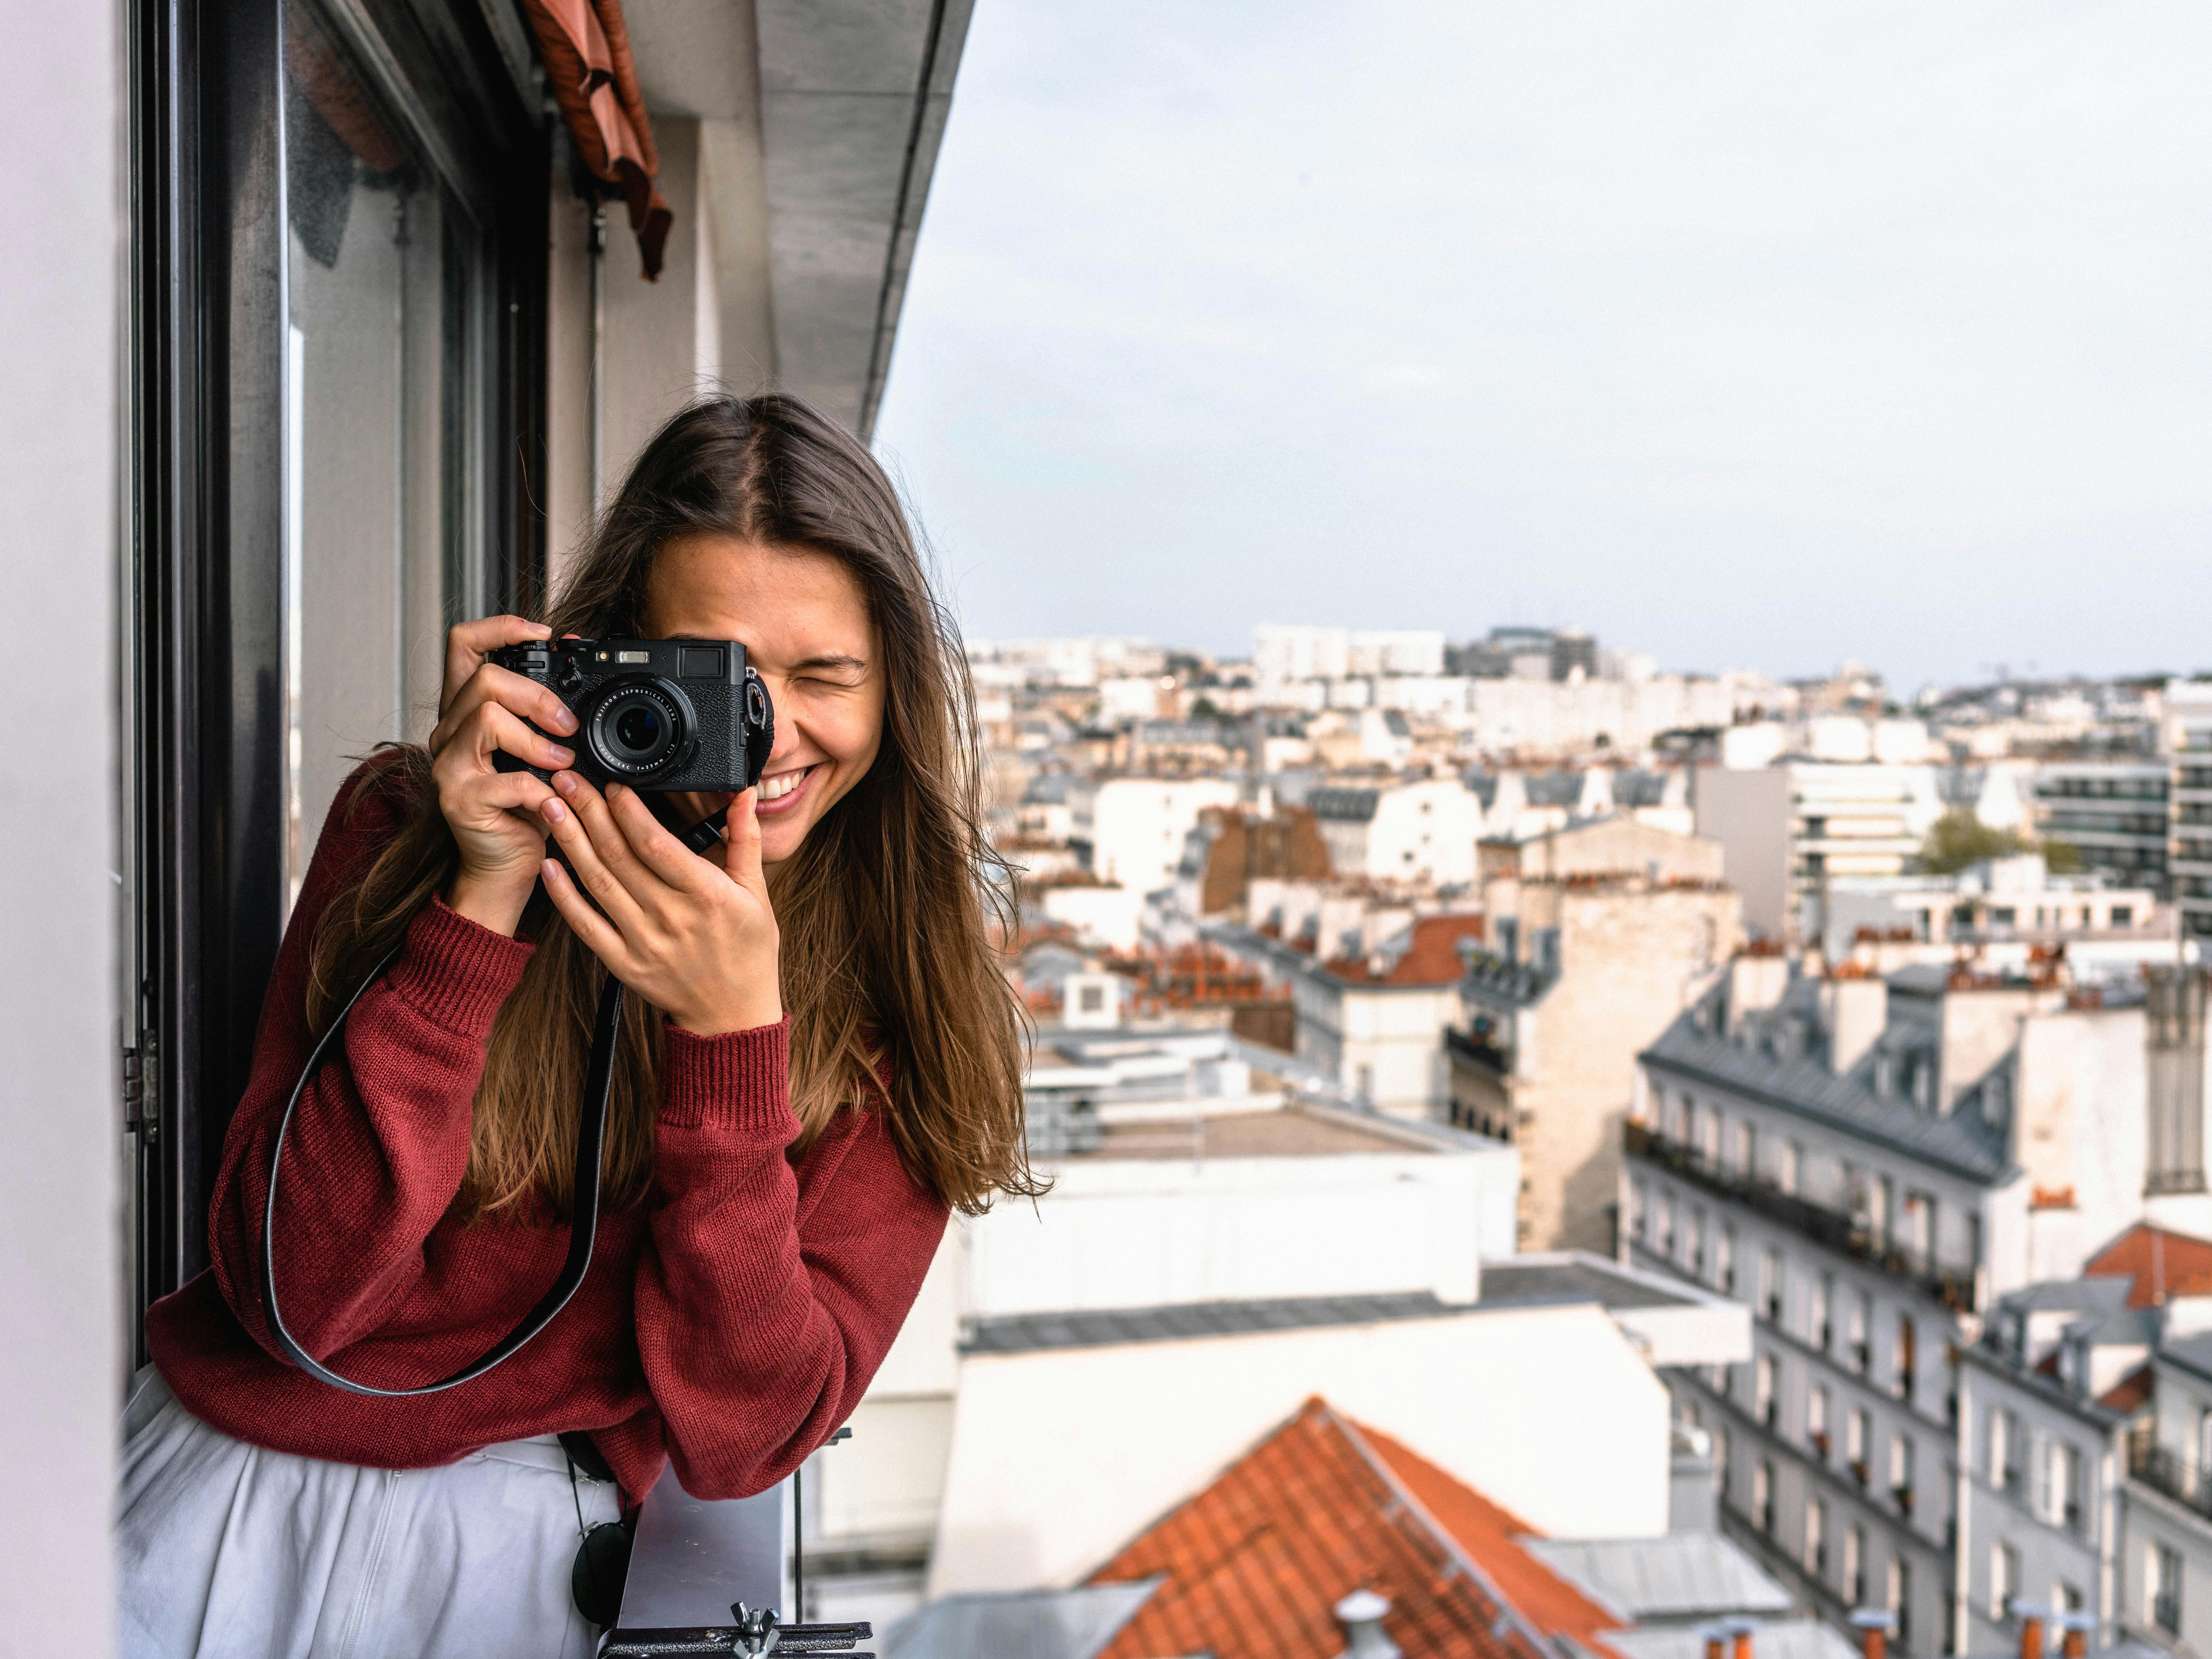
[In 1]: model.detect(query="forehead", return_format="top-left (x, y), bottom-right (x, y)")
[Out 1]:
top-left (645, 537), bottom-right (870, 647)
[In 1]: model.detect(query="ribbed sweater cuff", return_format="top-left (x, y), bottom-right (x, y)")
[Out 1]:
top-left (385, 898), bottom-right (535, 1037)
top-left (660, 1017), bottom-right (793, 1132)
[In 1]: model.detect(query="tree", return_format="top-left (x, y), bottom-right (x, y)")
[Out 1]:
top-left (1917, 810), bottom-right (2029, 875)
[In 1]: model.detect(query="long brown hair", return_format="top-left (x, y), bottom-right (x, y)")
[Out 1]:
top-left (306, 394), bottom-right (1037, 1217)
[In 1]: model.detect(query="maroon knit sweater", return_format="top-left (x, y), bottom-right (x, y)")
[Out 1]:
top-left (144, 759), bottom-right (950, 1504)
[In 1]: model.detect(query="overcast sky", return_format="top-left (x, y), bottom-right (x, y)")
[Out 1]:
top-left (871, 1), bottom-right (2212, 692)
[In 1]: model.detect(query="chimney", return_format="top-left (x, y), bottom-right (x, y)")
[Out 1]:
top-left (1333, 1590), bottom-right (1402, 1659)
top-left (2059, 1612), bottom-right (2092, 1659)
top-left (1728, 1618), bottom-right (1755, 1659)
top-left (1703, 1628), bottom-right (1726, 1659)
top-left (1850, 1608), bottom-right (1895, 1659)
top-left (2015, 1602), bottom-right (2051, 1659)
top-left (1727, 951), bottom-right (1789, 1034)
top-left (1820, 972), bottom-right (1887, 1077)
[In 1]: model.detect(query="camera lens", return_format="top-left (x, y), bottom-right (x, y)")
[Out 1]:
top-left (588, 681), bottom-right (686, 777)
top-left (615, 705), bottom-right (662, 752)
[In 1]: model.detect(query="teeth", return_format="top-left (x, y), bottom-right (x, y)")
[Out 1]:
top-left (762, 768), bottom-right (807, 802)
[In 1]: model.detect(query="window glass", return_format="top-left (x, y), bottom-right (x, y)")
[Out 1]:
top-left (282, 0), bottom-right (487, 907)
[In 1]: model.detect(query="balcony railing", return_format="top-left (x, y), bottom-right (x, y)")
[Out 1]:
top-left (1445, 1024), bottom-right (1512, 1076)
top-left (1625, 1122), bottom-right (1979, 1313)
top-left (2130, 1439), bottom-right (2212, 1520)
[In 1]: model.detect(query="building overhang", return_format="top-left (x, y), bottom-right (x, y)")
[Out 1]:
top-left (625, 0), bottom-right (973, 436)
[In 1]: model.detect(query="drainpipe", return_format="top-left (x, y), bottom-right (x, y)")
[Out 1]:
top-left (588, 202), bottom-right (607, 513)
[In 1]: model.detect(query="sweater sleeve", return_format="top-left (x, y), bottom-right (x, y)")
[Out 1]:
top-left (207, 759), bottom-right (536, 1364)
top-left (633, 1021), bottom-right (951, 1500)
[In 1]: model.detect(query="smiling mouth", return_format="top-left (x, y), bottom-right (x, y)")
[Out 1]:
top-left (759, 765), bottom-right (814, 804)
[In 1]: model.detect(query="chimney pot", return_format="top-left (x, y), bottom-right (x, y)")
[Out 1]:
top-left (1851, 1607), bottom-right (1896, 1659)
top-left (1704, 1627), bottom-right (1727, 1659)
top-left (1334, 1589), bottom-right (1402, 1659)
top-left (2014, 1602), bottom-right (2053, 1659)
top-left (1728, 1618), bottom-right (1755, 1659)
top-left (2059, 1612), bottom-right (2092, 1659)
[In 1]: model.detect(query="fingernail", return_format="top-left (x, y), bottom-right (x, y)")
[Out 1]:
top-left (542, 858), bottom-right (562, 881)
top-left (553, 708), bottom-right (579, 733)
top-left (529, 623), bottom-right (551, 636)
top-left (554, 771), bottom-right (578, 796)
top-left (542, 799), bottom-right (566, 823)
top-left (548, 745), bottom-right (574, 765)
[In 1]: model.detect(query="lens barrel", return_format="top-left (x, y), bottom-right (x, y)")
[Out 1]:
top-left (586, 680), bottom-right (689, 778)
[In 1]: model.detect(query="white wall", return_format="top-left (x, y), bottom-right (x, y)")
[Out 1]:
top-left (928, 1303), bottom-right (1673, 1594)
top-left (1038, 884), bottom-right (1140, 951)
top-left (1087, 778), bottom-right (1238, 893)
top-left (1694, 764), bottom-right (1792, 938)
top-left (960, 1144), bottom-right (1514, 1319)
top-left (2, 2), bottom-right (121, 1647)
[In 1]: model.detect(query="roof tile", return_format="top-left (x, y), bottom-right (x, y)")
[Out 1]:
top-left (1089, 1398), bottom-right (1606, 1659)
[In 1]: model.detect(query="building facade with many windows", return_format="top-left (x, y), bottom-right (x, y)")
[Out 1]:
top-left (2166, 681), bottom-right (2212, 947)
top-left (1622, 953), bottom-right (2166, 1655)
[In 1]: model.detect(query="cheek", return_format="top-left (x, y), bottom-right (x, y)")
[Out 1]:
top-left (816, 695), bottom-right (887, 772)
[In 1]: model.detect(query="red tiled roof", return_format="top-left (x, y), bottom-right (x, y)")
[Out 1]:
top-left (1323, 915), bottom-right (1486, 988)
top-left (2098, 1363), bottom-right (2154, 1414)
top-left (1088, 1398), bottom-right (1608, 1659)
top-left (2083, 1224), bottom-right (2212, 1308)
top-left (1360, 1427), bottom-right (1621, 1652)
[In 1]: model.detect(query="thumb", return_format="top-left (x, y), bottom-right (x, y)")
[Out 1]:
top-left (729, 787), bottom-right (767, 891)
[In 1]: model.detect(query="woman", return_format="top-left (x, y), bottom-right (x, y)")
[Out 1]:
top-left (120, 394), bottom-right (1034, 1657)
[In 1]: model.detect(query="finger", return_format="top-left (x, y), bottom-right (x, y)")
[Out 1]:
top-left (430, 664), bottom-right (579, 757)
top-left (539, 858), bottom-right (634, 971)
top-left (454, 769), bottom-right (560, 821)
top-left (443, 703), bottom-right (574, 777)
top-left (727, 787), bottom-right (766, 892)
top-left (441, 616), bottom-right (551, 717)
top-left (604, 784), bottom-right (716, 894)
top-left (537, 792), bottom-right (646, 938)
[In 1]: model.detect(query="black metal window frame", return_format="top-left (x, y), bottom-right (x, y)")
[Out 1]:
top-left (125, 0), bottom-right (550, 1342)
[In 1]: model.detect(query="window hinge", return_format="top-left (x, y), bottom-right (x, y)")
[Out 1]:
top-left (122, 1035), bottom-right (157, 1141)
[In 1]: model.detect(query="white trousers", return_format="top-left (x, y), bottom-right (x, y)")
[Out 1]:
top-left (116, 1366), bottom-right (621, 1659)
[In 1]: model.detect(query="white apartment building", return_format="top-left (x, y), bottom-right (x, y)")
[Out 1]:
top-left (1451, 842), bottom-right (1738, 1254)
top-left (1308, 777), bottom-right (1483, 885)
top-left (1622, 956), bottom-right (2169, 1656)
top-left (2031, 763), bottom-right (2171, 896)
top-left (1252, 624), bottom-right (1447, 688)
top-left (2167, 681), bottom-right (2212, 947)
top-left (1955, 1275), bottom-right (2152, 1658)
top-left (1695, 759), bottom-right (1947, 944)
top-left (1819, 856), bottom-right (2165, 975)
top-left (2123, 1325), bottom-right (2212, 1656)
top-left (1075, 776), bottom-right (1240, 895)
top-left (1208, 913), bottom-right (1484, 1117)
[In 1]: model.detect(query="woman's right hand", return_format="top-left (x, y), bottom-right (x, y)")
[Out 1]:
top-left (426, 616), bottom-right (583, 937)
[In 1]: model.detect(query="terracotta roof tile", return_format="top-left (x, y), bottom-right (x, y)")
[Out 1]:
top-left (1359, 1426), bottom-right (1621, 1652)
top-left (1324, 915), bottom-right (1486, 988)
top-left (2097, 1363), bottom-right (2154, 1414)
top-left (1088, 1398), bottom-right (1605, 1659)
top-left (2083, 1224), bottom-right (2212, 1308)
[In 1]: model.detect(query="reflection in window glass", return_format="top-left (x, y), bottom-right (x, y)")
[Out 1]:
top-left (282, 0), bottom-right (485, 907)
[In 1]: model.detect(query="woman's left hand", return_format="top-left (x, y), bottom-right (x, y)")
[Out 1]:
top-left (536, 776), bottom-right (783, 1036)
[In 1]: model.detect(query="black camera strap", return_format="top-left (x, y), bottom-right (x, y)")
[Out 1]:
top-left (259, 808), bottom-right (728, 1397)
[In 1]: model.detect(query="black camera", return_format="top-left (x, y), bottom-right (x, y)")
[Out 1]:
top-left (490, 637), bottom-right (775, 793)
